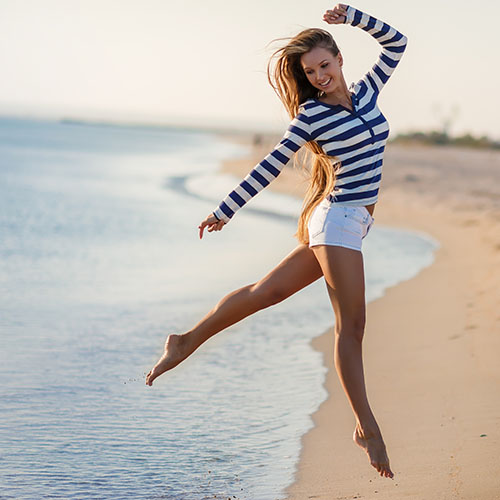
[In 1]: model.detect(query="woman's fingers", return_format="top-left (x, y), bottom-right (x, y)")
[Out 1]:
top-left (323, 15), bottom-right (344, 25)
top-left (198, 220), bottom-right (208, 239)
top-left (198, 217), bottom-right (213, 239)
top-left (332, 3), bottom-right (348, 12)
top-left (207, 220), bottom-right (224, 232)
top-left (325, 5), bottom-right (347, 16)
top-left (198, 215), bottom-right (225, 239)
top-left (323, 5), bottom-right (347, 24)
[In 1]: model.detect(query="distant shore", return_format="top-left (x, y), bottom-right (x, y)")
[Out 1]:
top-left (219, 135), bottom-right (500, 499)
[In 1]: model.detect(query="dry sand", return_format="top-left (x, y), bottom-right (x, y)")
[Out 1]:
top-left (219, 136), bottom-right (500, 499)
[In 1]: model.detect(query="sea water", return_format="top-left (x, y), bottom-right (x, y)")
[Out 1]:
top-left (0, 117), bottom-right (438, 499)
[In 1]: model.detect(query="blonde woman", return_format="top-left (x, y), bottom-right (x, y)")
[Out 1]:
top-left (147, 3), bottom-right (407, 479)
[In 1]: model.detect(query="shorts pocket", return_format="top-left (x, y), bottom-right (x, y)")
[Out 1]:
top-left (362, 217), bottom-right (375, 239)
top-left (308, 204), bottom-right (329, 238)
top-left (363, 207), bottom-right (375, 225)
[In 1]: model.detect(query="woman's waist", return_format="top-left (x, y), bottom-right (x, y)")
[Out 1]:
top-left (325, 193), bottom-right (377, 217)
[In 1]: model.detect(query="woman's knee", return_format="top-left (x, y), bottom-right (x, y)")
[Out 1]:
top-left (335, 313), bottom-right (366, 342)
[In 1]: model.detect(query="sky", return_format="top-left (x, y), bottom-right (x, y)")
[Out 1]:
top-left (0, 0), bottom-right (498, 138)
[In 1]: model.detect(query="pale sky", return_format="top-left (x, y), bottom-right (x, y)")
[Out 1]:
top-left (0, 0), bottom-right (498, 138)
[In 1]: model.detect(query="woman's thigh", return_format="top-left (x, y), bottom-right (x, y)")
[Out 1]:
top-left (252, 244), bottom-right (323, 303)
top-left (312, 245), bottom-right (366, 332)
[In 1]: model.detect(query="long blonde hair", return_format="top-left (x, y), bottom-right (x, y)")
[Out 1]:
top-left (267, 29), bottom-right (341, 244)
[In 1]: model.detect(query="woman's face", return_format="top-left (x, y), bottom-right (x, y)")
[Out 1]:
top-left (301, 46), bottom-right (343, 94)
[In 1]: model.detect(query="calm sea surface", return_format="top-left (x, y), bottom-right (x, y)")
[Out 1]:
top-left (0, 117), bottom-right (438, 499)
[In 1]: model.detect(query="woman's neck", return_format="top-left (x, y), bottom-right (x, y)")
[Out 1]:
top-left (319, 79), bottom-right (352, 108)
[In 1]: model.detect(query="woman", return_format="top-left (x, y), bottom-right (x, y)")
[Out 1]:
top-left (147, 3), bottom-right (407, 479)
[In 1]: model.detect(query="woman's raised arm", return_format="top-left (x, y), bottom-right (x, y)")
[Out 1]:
top-left (324, 4), bottom-right (408, 95)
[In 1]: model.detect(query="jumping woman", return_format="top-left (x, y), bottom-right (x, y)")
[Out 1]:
top-left (146, 3), bottom-right (407, 479)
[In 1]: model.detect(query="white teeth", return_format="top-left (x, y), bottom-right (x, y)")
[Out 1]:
top-left (319, 79), bottom-right (331, 87)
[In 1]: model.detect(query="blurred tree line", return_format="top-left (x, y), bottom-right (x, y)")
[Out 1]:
top-left (391, 103), bottom-right (500, 149)
top-left (390, 131), bottom-right (500, 150)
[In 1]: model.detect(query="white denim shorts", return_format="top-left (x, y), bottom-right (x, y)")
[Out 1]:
top-left (308, 198), bottom-right (375, 252)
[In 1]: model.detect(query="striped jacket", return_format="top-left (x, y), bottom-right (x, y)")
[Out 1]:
top-left (213, 5), bottom-right (408, 224)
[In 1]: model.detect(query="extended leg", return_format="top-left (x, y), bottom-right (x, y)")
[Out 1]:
top-left (312, 244), bottom-right (393, 478)
top-left (146, 244), bottom-right (322, 385)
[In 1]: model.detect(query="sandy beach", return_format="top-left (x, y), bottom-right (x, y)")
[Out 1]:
top-left (220, 137), bottom-right (500, 499)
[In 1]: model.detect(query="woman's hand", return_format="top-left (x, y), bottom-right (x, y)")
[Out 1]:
top-left (198, 214), bottom-right (225, 239)
top-left (323, 4), bottom-right (348, 24)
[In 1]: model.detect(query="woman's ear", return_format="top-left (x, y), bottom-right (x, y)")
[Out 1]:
top-left (338, 52), bottom-right (344, 67)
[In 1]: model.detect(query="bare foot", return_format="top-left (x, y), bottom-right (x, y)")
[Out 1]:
top-left (146, 334), bottom-right (193, 386)
top-left (353, 425), bottom-right (394, 478)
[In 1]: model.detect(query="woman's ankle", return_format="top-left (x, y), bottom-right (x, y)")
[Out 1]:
top-left (355, 418), bottom-right (381, 439)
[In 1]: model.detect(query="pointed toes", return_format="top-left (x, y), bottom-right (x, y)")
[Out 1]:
top-left (380, 464), bottom-right (394, 479)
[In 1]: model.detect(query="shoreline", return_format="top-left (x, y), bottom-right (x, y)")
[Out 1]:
top-left (218, 134), bottom-right (500, 499)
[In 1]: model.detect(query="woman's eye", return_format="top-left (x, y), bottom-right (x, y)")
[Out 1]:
top-left (321, 63), bottom-right (329, 68)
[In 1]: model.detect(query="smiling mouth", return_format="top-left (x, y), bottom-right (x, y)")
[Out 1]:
top-left (318, 78), bottom-right (332, 88)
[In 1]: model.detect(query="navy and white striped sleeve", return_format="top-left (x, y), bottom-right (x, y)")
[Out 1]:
top-left (344, 6), bottom-right (407, 94)
top-left (212, 111), bottom-right (312, 224)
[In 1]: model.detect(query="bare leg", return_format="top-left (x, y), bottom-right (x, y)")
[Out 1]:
top-left (146, 244), bottom-right (322, 385)
top-left (312, 244), bottom-right (393, 479)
